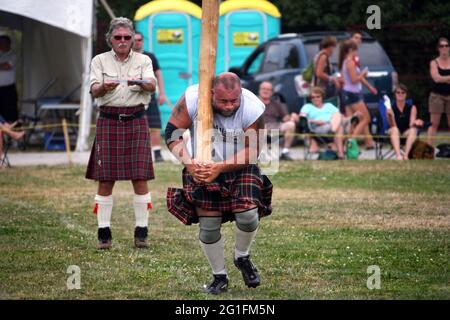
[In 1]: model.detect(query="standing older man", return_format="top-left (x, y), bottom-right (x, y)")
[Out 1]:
top-left (86, 17), bottom-right (157, 249)
top-left (166, 72), bottom-right (273, 294)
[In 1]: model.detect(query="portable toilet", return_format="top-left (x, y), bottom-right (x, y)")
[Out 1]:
top-left (134, 0), bottom-right (202, 133)
top-left (217, 0), bottom-right (281, 73)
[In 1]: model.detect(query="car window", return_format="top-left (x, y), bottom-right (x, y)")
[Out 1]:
top-left (260, 43), bottom-right (281, 73)
top-left (282, 44), bottom-right (300, 69)
top-left (246, 50), bottom-right (264, 75)
top-left (358, 42), bottom-right (392, 66)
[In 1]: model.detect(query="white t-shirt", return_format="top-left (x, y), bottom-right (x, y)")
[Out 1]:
top-left (185, 84), bottom-right (265, 161)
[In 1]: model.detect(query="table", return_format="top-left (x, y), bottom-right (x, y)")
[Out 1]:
top-left (38, 103), bottom-right (80, 150)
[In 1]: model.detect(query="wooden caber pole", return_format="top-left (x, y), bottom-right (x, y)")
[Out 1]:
top-left (195, 0), bottom-right (220, 161)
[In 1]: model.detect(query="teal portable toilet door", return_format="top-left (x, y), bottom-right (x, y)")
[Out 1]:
top-left (148, 12), bottom-right (194, 130)
top-left (224, 10), bottom-right (267, 72)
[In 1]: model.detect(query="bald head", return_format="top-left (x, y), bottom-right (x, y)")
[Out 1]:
top-left (213, 72), bottom-right (241, 91)
top-left (212, 72), bottom-right (242, 117)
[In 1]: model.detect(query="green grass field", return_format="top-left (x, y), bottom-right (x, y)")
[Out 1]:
top-left (0, 161), bottom-right (449, 299)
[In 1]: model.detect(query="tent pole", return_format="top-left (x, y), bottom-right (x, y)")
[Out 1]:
top-left (99, 0), bottom-right (116, 19)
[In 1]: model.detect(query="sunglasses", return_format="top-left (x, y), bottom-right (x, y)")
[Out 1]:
top-left (135, 38), bottom-right (143, 42)
top-left (113, 35), bottom-right (132, 41)
top-left (439, 44), bottom-right (449, 48)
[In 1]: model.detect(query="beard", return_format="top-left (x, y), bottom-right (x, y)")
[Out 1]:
top-left (212, 103), bottom-right (238, 117)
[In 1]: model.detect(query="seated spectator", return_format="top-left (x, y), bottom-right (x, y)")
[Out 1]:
top-left (259, 81), bottom-right (297, 161)
top-left (0, 114), bottom-right (25, 164)
top-left (299, 87), bottom-right (345, 159)
top-left (386, 84), bottom-right (424, 160)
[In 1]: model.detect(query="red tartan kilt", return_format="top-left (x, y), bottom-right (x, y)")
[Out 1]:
top-left (85, 106), bottom-right (155, 181)
top-left (166, 164), bottom-right (273, 225)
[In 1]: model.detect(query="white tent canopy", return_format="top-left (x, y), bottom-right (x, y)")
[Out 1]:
top-left (0, 0), bottom-right (94, 151)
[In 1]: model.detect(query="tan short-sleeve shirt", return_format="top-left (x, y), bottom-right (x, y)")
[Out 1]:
top-left (90, 50), bottom-right (156, 107)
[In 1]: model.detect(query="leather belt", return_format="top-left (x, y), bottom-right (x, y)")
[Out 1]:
top-left (99, 109), bottom-right (145, 122)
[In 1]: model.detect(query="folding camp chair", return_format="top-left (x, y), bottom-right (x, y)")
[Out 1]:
top-left (1, 135), bottom-right (12, 168)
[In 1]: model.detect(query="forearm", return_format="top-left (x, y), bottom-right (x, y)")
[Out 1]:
top-left (91, 83), bottom-right (107, 98)
top-left (140, 79), bottom-right (157, 92)
top-left (317, 71), bottom-right (329, 82)
top-left (434, 75), bottom-right (450, 83)
top-left (361, 77), bottom-right (375, 91)
top-left (168, 139), bottom-right (193, 167)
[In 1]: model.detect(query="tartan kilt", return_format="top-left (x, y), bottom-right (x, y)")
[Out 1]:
top-left (166, 164), bottom-right (273, 225)
top-left (85, 106), bottom-right (155, 181)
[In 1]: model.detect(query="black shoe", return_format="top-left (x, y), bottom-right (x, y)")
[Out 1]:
top-left (280, 152), bottom-right (294, 161)
top-left (234, 255), bottom-right (260, 288)
top-left (134, 226), bottom-right (149, 248)
top-left (154, 150), bottom-right (164, 162)
top-left (203, 274), bottom-right (229, 295)
top-left (97, 227), bottom-right (112, 249)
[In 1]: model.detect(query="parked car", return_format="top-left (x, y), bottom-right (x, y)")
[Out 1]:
top-left (229, 31), bottom-right (398, 113)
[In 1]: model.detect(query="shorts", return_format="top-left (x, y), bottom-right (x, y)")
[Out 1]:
top-left (342, 90), bottom-right (363, 107)
top-left (311, 123), bottom-right (332, 134)
top-left (428, 92), bottom-right (450, 114)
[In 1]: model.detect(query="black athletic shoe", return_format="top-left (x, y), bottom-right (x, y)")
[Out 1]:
top-left (203, 274), bottom-right (229, 295)
top-left (234, 255), bottom-right (260, 288)
top-left (97, 227), bottom-right (112, 249)
top-left (134, 226), bottom-right (149, 248)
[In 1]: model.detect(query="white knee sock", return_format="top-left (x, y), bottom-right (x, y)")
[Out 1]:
top-left (235, 227), bottom-right (258, 259)
top-left (133, 192), bottom-right (151, 227)
top-left (200, 238), bottom-right (227, 275)
top-left (94, 194), bottom-right (113, 228)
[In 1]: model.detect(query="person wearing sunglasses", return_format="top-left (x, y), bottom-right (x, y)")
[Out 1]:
top-left (427, 37), bottom-right (450, 146)
top-left (387, 84), bottom-right (424, 160)
top-left (87, 17), bottom-right (157, 250)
